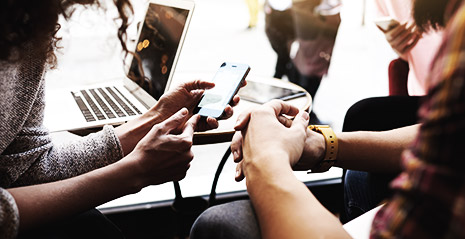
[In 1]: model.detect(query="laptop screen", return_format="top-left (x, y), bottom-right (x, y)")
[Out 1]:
top-left (128, 3), bottom-right (190, 100)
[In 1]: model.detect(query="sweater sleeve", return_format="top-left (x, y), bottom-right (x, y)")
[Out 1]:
top-left (1, 76), bottom-right (124, 187)
top-left (0, 189), bottom-right (19, 239)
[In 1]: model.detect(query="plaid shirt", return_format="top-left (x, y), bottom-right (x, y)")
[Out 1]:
top-left (371, 0), bottom-right (465, 238)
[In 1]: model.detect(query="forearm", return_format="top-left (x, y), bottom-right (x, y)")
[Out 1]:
top-left (335, 124), bottom-right (420, 172)
top-left (8, 158), bottom-right (141, 231)
top-left (246, 155), bottom-right (350, 239)
top-left (114, 104), bottom-right (162, 156)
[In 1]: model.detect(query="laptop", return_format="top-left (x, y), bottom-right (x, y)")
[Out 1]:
top-left (44, 0), bottom-right (195, 132)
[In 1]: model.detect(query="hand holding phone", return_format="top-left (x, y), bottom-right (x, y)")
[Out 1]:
top-left (194, 62), bottom-right (250, 118)
top-left (375, 17), bottom-right (421, 59)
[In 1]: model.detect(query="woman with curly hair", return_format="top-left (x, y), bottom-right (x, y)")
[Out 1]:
top-left (0, 1), bottom-right (238, 238)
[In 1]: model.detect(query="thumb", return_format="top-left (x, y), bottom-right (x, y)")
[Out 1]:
top-left (234, 109), bottom-right (253, 130)
top-left (291, 111), bottom-right (309, 131)
top-left (160, 108), bottom-right (190, 134)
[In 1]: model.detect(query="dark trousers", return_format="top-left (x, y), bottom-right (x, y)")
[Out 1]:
top-left (17, 209), bottom-right (124, 239)
top-left (341, 96), bottom-right (424, 223)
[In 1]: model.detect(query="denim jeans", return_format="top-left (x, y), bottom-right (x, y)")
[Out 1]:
top-left (343, 170), bottom-right (397, 223)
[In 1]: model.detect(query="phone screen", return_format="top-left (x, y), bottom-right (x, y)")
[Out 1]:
top-left (195, 62), bottom-right (250, 118)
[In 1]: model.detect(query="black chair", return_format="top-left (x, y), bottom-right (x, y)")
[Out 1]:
top-left (340, 95), bottom-right (423, 223)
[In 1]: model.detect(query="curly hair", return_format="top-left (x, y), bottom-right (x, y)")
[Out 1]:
top-left (0, 0), bottom-right (133, 68)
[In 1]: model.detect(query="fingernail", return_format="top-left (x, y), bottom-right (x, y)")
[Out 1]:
top-left (235, 169), bottom-right (241, 177)
top-left (181, 108), bottom-right (188, 115)
top-left (233, 150), bottom-right (239, 160)
top-left (303, 112), bottom-right (309, 121)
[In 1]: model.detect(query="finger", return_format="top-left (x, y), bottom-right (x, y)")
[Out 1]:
top-left (182, 79), bottom-right (215, 92)
top-left (390, 27), bottom-right (413, 49)
top-left (159, 108), bottom-right (190, 134)
top-left (173, 165), bottom-right (190, 181)
top-left (278, 115), bottom-right (294, 128)
top-left (235, 162), bottom-right (245, 182)
top-left (386, 22), bottom-right (408, 41)
top-left (231, 131), bottom-right (243, 163)
top-left (230, 95), bottom-right (241, 107)
top-left (402, 33), bottom-right (421, 53)
top-left (180, 114), bottom-right (200, 139)
top-left (291, 110), bottom-right (310, 132)
top-left (240, 80), bottom-right (247, 88)
top-left (234, 108), bottom-right (254, 130)
top-left (405, 22), bottom-right (416, 32)
top-left (267, 99), bottom-right (300, 118)
top-left (205, 116), bottom-right (219, 129)
top-left (222, 105), bottom-right (234, 119)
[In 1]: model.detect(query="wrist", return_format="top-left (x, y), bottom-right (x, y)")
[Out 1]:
top-left (245, 153), bottom-right (296, 196)
top-left (114, 103), bottom-right (163, 155)
top-left (308, 128), bottom-right (326, 162)
top-left (293, 129), bottom-right (325, 171)
top-left (112, 154), bottom-right (146, 193)
top-left (307, 125), bottom-right (338, 173)
top-left (244, 150), bottom-right (292, 181)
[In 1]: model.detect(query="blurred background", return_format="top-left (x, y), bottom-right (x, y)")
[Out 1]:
top-left (45, 0), bottom-right (397, 133)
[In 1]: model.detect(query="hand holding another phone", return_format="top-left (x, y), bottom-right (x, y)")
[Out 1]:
top-left (375, 17), bottom-right (422, 60)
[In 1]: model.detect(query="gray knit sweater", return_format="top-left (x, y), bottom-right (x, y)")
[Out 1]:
top-left (0, 49), bottom-right (124, 238)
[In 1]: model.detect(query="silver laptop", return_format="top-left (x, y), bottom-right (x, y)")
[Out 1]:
top-left (44, 0), bottom-right (195, 132)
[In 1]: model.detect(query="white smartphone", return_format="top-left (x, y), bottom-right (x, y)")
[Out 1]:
top-left (374, 17), bottom-right (398, 31)
top-left (194, 62), bottom-right (251, 118)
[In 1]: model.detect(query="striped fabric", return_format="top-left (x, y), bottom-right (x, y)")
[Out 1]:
top-left (370, 0), bottom-right (465, 238)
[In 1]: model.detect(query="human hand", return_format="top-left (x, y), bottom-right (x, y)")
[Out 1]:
top-left (115, 79), bottom-right (243, 155)
top-left (382, 22), bottom-right (422, 60)
top-left (231, 100), bottom-right (310, 182)
top-left (151, 79), bottom-right (244, 130)
top-left (122, 108), bottom-right (199, 187)
top-left (231, 101), bottom-right (327, 176)
top-left (291, 128), bottom-right (326, 171)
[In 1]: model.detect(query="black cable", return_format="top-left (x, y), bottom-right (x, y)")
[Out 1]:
top-left (171, 146), bottom-right (231, 207)
top-left (209, 147), bottom-right (231, 206)
top-left (173, 181), bottom-right (182, 200)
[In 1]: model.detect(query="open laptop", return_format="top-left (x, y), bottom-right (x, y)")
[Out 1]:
top-left (44, 0), bottom-right (195, 132)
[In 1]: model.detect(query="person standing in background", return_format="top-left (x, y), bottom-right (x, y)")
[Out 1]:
top-left (246, 0), bottom-right (260, 28)
top-left (264, 0), bottom-right (341, 124)
top-left (375, 0), bottom-right (443, 96)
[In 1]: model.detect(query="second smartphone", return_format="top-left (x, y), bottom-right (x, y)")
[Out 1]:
top-left (194, 62), bottom-right (251, 118)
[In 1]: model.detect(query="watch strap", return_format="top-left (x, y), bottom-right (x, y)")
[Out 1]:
top-left (308, 125), bottom-right (338, 173)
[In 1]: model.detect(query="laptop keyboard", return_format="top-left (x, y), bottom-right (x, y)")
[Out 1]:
top-left (71, 86), bottom-right (143, 122)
